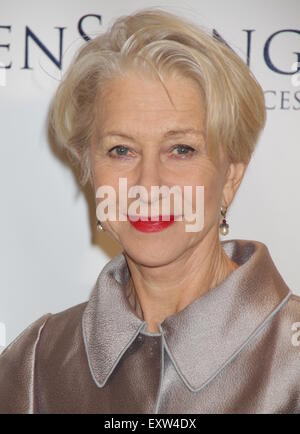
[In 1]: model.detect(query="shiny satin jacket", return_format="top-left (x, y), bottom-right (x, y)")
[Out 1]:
top-left (0, 239), bottom-right (299, 414)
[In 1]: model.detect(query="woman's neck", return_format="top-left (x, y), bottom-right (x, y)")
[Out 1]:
top-left (124, 240), bottom-right (239, 332)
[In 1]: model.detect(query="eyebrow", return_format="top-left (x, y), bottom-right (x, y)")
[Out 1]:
top-left (100, 128), bottom-right (205, 141)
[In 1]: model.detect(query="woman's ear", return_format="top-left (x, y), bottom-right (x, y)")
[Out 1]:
top-left (222, 161), bottom-right (249, 207)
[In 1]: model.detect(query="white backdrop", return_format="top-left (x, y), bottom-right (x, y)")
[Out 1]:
top-left (0, 0), bottom-right (299, 349)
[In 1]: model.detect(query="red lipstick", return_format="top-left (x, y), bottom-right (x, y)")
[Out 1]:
top-left (128, 215), bottom-right (176, 233)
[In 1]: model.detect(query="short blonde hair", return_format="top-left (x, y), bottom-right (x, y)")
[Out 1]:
top-left (49, 7), bottom-right (266, 185)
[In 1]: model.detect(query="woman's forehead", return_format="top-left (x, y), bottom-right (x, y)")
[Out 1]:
top-left (98, 72), bottom-right (205, 110)
top-left (96, 73), bottom-right (206, 133)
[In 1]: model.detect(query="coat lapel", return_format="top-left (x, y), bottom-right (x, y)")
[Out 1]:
top-left (82, 239), bottom-right (292, 391)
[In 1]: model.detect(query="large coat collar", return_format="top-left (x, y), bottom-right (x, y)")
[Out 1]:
top-left (82, 239), bottom-right (292, 392)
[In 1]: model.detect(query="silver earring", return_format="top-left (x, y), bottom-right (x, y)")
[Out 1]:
top-left (219, 205), bottom-right (229, 236)
top-left (97, 220), bottom-right (104, 232)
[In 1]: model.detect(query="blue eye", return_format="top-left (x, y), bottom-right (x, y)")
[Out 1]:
top-left (172, 145), bottom-right (195, 156)
top-left (108, 145), bottom-right (130, 157)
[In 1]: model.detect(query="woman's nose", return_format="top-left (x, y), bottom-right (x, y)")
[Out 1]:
top-left (135, 154), bottom-right (164, 204)
top-left (137, 154), bottom-right (162, 186)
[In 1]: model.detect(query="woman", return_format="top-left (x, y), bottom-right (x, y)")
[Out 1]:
top-left (0, 8), bottom-right (299, 414)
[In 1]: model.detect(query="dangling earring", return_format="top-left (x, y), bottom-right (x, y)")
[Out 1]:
top-left (97, 220), bottom-right (104, 232)
top-left (219, 205), bottom-right (229, 236)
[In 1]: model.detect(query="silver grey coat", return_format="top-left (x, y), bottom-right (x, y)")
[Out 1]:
top-left (0, 239), bottom-right (299, 414)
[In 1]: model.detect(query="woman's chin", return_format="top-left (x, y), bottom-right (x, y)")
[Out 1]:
top-left (122, 241), bottom-right (184, 268)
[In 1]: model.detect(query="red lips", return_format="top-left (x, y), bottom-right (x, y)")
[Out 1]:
top-left (127, 215), bottom-right (176, 232)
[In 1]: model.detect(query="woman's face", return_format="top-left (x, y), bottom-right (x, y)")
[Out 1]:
top-left (89, 71), bottom-right (232, 267)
